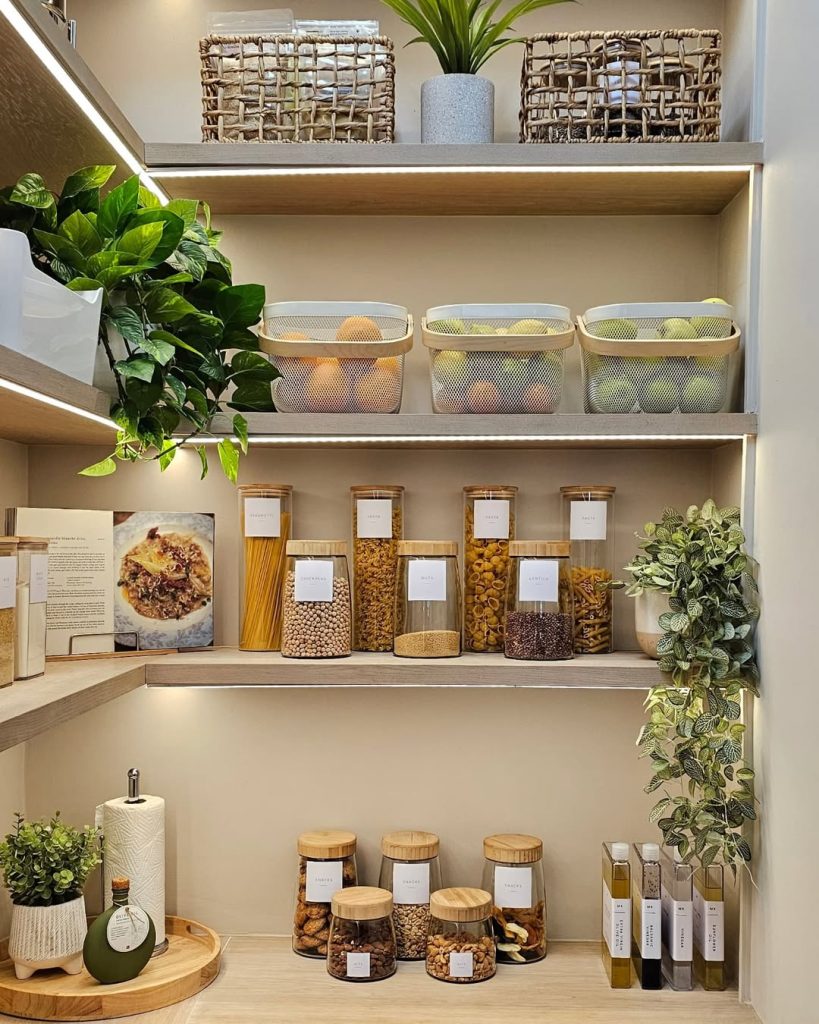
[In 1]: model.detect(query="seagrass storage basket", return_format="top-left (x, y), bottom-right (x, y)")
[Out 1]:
top-left (200, 35), bottom-right (395, 142)
top-left (520, 30), bottom-right (721, 143)
top-left (578, 303), bottom-right (741, 414)
top-left (422, 304), bottom-right (575, 414)
top-left (260, 302), bottom-right (412, 413)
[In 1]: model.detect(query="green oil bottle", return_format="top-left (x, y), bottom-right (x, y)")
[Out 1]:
top-left (83, 877), bottom-right (156, 984)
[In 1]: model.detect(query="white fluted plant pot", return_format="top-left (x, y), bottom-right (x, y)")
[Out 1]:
top-left (8, 896), bottom-right (87, 979)
top-left (634, 591), bottom-right (673, 659)
top-left (421, 74), bottom-right (494, 143)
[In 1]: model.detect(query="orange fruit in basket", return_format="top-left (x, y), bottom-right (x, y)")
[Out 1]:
top-left (522, 382), bottom-right (557, 413)
top-left (341, 357), bottom-right (376, 385)
top-left (353, 367), bottom-right (400, 413)
top-left (305, 362), bottom-right (351, 412)
top-left (277, 331), bottom-right (311, 341)
top-left (466, 380), bottom-right (502, 414)
top-left (336, 316), bottom-right (383, 342)
top-left (377, 356), bottom-right (401, 378)
top-left (435, 392), bottom-right (467, 414)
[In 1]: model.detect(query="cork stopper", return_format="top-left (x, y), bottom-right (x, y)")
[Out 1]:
top-left (297, 829), bottom-right (357, 859)
top-left (111, 877), bottom-right (130, 891)
top-left (397, 541), bottom-right (457, 557)
top-left (509, 541), bottom-right (570, 558)
top-left (381, 830), bottom-right (439, 861)
top-left (430, 887), bottom-right (492, 923)
top-left (332, 886), bottom-right (393, 921)
top-left (483, 834), bottom-right (543, 864)
top-left (286, 541), bottom-right (347, 557)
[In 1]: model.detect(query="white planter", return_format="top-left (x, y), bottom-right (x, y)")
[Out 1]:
top-left (8, 896), bottom-right (87, 980)
top-left (634, 590), bottom-right (673, 659)
top-left (421, 74), bottom-right (494, 143)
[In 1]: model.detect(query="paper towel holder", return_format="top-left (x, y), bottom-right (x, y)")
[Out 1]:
top-left (125, 767), bottom-right (146, 805)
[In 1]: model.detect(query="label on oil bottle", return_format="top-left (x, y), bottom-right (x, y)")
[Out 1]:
top-left (693, 888), bottom-right (724, 961)
top-left (662, 886), bottom-right (693, 961)
top-left (640, 898), bottom-right (662, 959)
top-left (106, 905), bottom-right (151, 953)
top-left (602, 881), bottom-right (631, 957)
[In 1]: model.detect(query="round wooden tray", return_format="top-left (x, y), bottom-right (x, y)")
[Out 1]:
top-left (0, 916), bottom-right (220, 1021)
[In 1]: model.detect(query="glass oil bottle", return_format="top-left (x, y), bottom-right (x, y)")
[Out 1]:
top-left (601, 841), bottom-right (632, 988)
top-left (693, 864), bottom-right (726, 990)
top-left (660, 846), bottom-right (694, 990)
top-left (631, 843), bottom-right (662, 989)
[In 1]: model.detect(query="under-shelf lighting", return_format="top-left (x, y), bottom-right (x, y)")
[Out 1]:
top-left (185, 433), bottom-right (747, 446)
top-left (0, 377), bottom-right (117, 431)
top-left (149, 683), bottom-right (649, 691)
top-left (0, 0), bottom-right (168, 204)
top-left (154, 165), bottom-right (754, 181)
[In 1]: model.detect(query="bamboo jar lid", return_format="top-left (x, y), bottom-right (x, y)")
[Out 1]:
top-left (286, 541), bottom-right (348, 557)
top-left (14, 537), bottom-right (49, 549)
top-left (464, 485), bottom-right (518, 498)
top-left (239, 483), bottom-right (293, 496)
top-left (483, 834), bottom-right (543, 864)
top-left (430, 887), bottom-right (492, 922)
top-left (297, 830), bottom-right (357, 858)
top-left (560, 485), bottom-right (616, 499)
top-left (509, 541), bottom-right (570, 558)
top-left (381, 830), bottom-right (440, 860)
top-left (397, 541), bottom-right (457, 557)
top-left (350, 485), bottom-right (405, 495)
top-left (332, 886), bottom-right (393, 921)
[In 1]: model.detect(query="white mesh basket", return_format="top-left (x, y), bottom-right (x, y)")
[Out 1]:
top-left (260, 301), bottom-right (413, 413)
top-left (578, 302), bottom-right (741, 414)
top-left (422, 304), bottom-right (574, 414)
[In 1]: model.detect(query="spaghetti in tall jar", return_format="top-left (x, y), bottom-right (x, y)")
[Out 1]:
top-left (560, 485), bottom-right (615, 654)
top-left (239, 484), bottom-right (292, 651)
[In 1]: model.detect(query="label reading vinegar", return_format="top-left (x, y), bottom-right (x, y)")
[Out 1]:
top-left (356, 499), bottom-right (393, 539)
top-left (106, 905), bottom-right (151, 952)
top-left (570, 500), bottom-right (607, 541)
top-left (641, 898), bottom-right (662, 959)
top-left (306, 860), bottom-right (343, 902)
top-left (392, 862), bottom-right (430, 904)
top-left (494, 866), bottom-right (533, 909)
top-left (244, 497), bottom-right (281, 538)
top-left (294, 560), bottom-right (334, 603)
top-left (473, 499), bottom-right (510, 539)
top-left (661, 886), bottom-right (693, 961)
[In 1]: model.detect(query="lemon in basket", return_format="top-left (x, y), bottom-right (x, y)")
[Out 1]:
top-left (680, 373), bottom-right (724, 413)
top-left (660, 318), bottom-right (698, 340)
top-left (509, 319), bottom-right (551, 335)
top-left (354, 366), bottom-right (399, 413)
top-left (336, 316), bottom-right (383, 342)
top-left (691, 298), bottom-right (732, 338)
top-left (433, 350), bottom-right (468, 385)
top-left (429, 318), bottom-right (467, 335)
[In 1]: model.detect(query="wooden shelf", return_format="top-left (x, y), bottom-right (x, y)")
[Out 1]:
top-left (100, 936), bottom-right (757, 1024)
top-left (146, 142), bottom-right (762, 216)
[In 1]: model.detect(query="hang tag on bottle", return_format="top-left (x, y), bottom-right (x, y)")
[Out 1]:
top-left (106, 905), bottom-right (151, 952)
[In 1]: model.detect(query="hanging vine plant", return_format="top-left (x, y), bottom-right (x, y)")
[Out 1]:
top-left (625, 500), bottom-right (759, 877)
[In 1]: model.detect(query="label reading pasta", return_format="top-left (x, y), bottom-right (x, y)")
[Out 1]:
top-left (570, 500), bottom-right (607, 541)
top-left (244, 497), bottom-right (281, 538)
top-left (30, 554), bottom-right (49, 604)
top-left (0, 556), bottom-right (16, 610)
top-left (294, 560), bottom-right (333, 602)
top-left (473, 499), bottom-right (510, 539)
top-left (519, 559), bottom-right (558, 603)
top-left (356, 499), bottom-right (392, 539)
top-left (408, 560), bottom-right (446, 602)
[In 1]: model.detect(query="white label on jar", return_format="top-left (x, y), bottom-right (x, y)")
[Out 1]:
top-left (0, 556), bottom-right (16, 610)
top-left (494, 865), bottom-right (533, 909)
top-left (473, 498), bottom-right (510, 539)
top-left (408, 559), bottom-right (446, 602)
top-left (449, 951), bottom-right (474, 978)
top-left (519, 559), bottom-right (558, 603)
top-left (306, 860), bottom-right (343, 902)
top-left (570, 500), bottom-right (607, 541)
top-left (294, 560), bottom-right (333, 603)
top-left (602, 881), bottom-right (631, 957)
top-left (662, 887), bottom-right (693, 961)
top-left (693, 887), bottom-right (724, 961)
top-left (356, 499), bottom-right (393, 539)
top-left (640, 898), bottom-right (662, 959)
top-left (346, 952), bottom-right (371, 978)
top-left (244, 497), bottom-right (281, 538)
top-left (30, 554), bottom-right (49, 604)
top-left (392, 862), bottom-right (430, 904)
top-left (106, 904), bottom-right (151, 952)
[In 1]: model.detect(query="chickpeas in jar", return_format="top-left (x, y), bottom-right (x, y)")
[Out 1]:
top-left (463, 486), bottom-right (517, 653)
top-left (351, 486), bottom-right (404, 652)
top-left (293, 830), bottom-right (357, 958)
top-left (282, 541), bottom-right (351, 659)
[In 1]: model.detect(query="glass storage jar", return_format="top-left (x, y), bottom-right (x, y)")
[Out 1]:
top-left (482, 834), bottom-right (547, 964)
top-left (560, 485), bottom-right (616, 654)
top-left (351, 485), bottom-right (404, 652)
top-left (394, 542), bottom-right (461, 658)
top-left (282, 541), bottom-right (352, 658)
top-left (693, 863), bottom-right (725, 991)
top-left (14, 538), bottom-right (48, 680)
top-left (379, 830), bottom-right (442, 960)
top-left (328, 887), bottom-right (396, 982)
top-left (239, 484), bottom-right (292, 651)
top-left (463, 485), bottom-right (517, 653)
top-left (504, 541), bottom-right (574, 661)
top-left (0, 538), bottom-right (19, 688)
top-left (427, 888), bottom-right (496, 984)
top-left (293, 830), bottom-right (357, 958)
top-left (660, 845), bottom-right (694, 991)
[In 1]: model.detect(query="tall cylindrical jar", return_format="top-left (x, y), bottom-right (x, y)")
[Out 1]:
top-left (282, 542), bottom-right (351, 658)
top-left (378, 830), bottom-right (442, 961)
top-left (14, 538), bottom-right (48, 680)
top-left (426, 888), bottom-right (496, 984)
top-left (328, 887), bottom-right (396, 982)
top-left (394, 542), bottom-right (461, 658)
top-left (463, 486), bottom-right (517, 653)
top-left (0, 538), bottom-right (19, 688)
top-left (505, 542), bottom-right (574, 661)
top-left (482, 834), bottom-right (547, 964)
top-left (239, 485), bottom-right (292, 651)
top-left (351, 486), bottom-right (404, 652)
top-left (560, 486), bottom-right (616, 654)
top-left (293, 830), bottom-right (357, 958)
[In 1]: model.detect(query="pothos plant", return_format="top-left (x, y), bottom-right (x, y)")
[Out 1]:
top-left (0, 164), bottom-right (278, 481)
top-left (625, 500), bottom-right (759, 878)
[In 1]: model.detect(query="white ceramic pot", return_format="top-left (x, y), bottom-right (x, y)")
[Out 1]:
top-left (634, 590), bottom-right (672, 659)
top-left (421, 74), bottom-right (494, 143)
top-left (8, 895), bottom-right (87, 980)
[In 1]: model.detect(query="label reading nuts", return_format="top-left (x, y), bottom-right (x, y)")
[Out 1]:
top-left (473, 499), bottom-right (510, 539)
top-left (294, 560), bottom-right (334, 603)
top-left (518, 559), bottom-right (558, 603)
top-left (392, 862), bottom-right (430, 904)
top-left (494, 865), bottom-right (533, 909)
top-left (355, 499), bottom-right (393, 539)
top-left (345, 952), bottom-right (371, 978)
top-left (244, 497), bottom-right (281, 538)
top-left (408, 560), bottom-right (446, 602)
top-left (570, 500), bottom-right (607, 541)
top-left (448, 951), bottom-right (474, 978)
top-left (305, 860), bottom-right (343, 902)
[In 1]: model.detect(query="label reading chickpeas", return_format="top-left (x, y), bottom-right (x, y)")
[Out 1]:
top-left (244, 497), bottom-right (281, 538)
top-left (494, 866), bottom-right (533, 909)
top-left (570, 500), bottom-right (607, 541)
top-left (294, 560), bottom-right (334, 602)
top-left (449, 951), bottom-right (474, 978)
top-left (519, 559), bottom-right (558, 603)
top-left (346, 952), bottom-right (371, 978)
top-left (473, 499), bottom-right (510, 539)
top-left (305, 860), bottom-right (343, 902)
top-left (355, 499), bottom-right (393, 539)
top-left (408, 560), bottom-right (446, 602)
top-left (392, 862), bottom-right (430, 904)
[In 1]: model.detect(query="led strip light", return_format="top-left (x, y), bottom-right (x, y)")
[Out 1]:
top-left (187, 433), bottom-right (747, 446)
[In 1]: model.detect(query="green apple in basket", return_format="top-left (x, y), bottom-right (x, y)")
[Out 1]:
top-left (592, 318), bottom-right (638, 340)
top-left (690, 298), bottom-right (732, 338)
top-left (429, 318), bottom-right (467, 335)
top-left (660, 317), bottom-right (698, 340)
top-left (679, 372), bottom-right (725, 413)
top-left (638, 371), bottom-right (680, 413)
top-left (508, 319), bottom-right (553, 335)
top-left (594, 377), bottom-right (637, 414)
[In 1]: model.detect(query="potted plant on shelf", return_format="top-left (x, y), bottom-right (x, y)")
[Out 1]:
top-left (625, 500), bottom-right (759, 874)
top-left (0, 812), bottom-right (101, 979)
top-left (380, 0), bottom-right (569, 143)
top-left (0, 165), bottom-right (278, 481)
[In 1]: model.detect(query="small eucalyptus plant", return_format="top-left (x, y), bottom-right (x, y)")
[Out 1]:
top-left (0, 813), bottom-right (101, 907)
top-left (625, 500), bottom-right (759, 877)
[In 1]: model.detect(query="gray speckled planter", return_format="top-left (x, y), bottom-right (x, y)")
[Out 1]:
top-left (421, 74), bottom-right (494, 143)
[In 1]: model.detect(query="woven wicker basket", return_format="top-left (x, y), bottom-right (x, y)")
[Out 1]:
top-left (520, 30), bottom-right (721, 143)
top-left (200, 34), bottom-right (395, 143)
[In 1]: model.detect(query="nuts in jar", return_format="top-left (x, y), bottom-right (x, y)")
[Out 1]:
top-left (379, 830), bottom-right (442, 961)
top-left (426, 888), bottom-right (496, 984)
top-left (463, 486), bottom-right (517, 653)
top-left (328, 887), bottom-right (396, 982)
top-left (351, 486), bottom-right (404, 652)
top-left (292, 830), bottom-right (357, 958)
top-left (282, 541), bottom-right (351, 658)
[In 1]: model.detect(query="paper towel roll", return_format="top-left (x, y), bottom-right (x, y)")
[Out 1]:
top-left (102, 795), bottom-right (165, 947)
